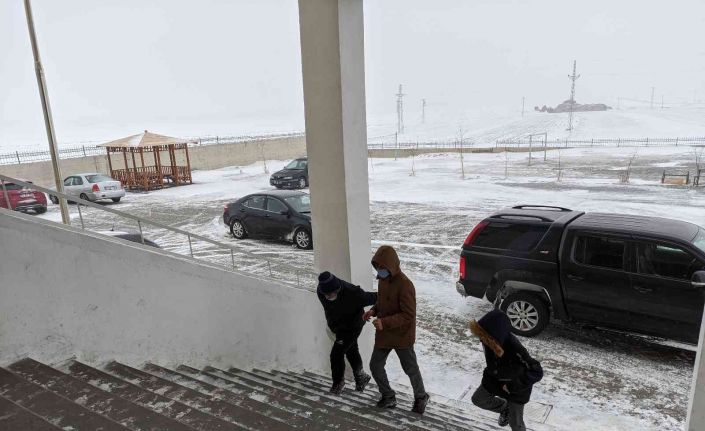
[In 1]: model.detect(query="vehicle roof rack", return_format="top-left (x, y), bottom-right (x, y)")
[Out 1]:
top-left (490, 214), bottom-right (553, 222)
top-left (512, 205), bottom-right (572, 212)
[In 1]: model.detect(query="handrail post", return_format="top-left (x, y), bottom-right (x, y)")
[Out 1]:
top-left (76, 202), bottom-right (84, 229)
top-left (267, 260), bottom-right (272, 277)
top-left (230, 248), bottom-right (235, 270)
top-left (188, 234), bottom-right (194, 257)
top-left (137, 220), bottom-right (145, 244)
top-left (1, 179), bottom-right (11, 210)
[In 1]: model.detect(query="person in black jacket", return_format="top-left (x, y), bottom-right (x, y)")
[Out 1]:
top-left (469, 310), bottom-right (543, 431)
top-left (317, 271), bottom-right (377, 395)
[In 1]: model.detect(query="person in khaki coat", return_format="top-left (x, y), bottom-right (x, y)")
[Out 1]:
top-left (363, 245), bottom-right (430, 414)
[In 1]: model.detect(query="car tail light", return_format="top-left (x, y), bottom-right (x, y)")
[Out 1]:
top-left (92, 184), bottom-right (100, 192)
top-left (463, 221), bottom-right (489, 246)
top-left (459, 256), bottom-right (466, 279)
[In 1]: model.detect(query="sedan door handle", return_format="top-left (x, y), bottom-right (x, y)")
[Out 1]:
top-left (633, 285), bottom-right (653, 293)
top-left (566, 274), bottom-right (583, 282)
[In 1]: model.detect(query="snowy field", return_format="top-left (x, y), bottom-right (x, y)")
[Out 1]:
top-left (37, 145), bottom-right (705, 430)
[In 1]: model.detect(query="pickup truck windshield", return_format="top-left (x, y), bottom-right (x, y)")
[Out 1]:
top-left (694, 229), bottom-right (705, 253)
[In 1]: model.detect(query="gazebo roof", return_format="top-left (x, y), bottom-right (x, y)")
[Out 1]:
top-left (99, 130), bottom-right (190, 148)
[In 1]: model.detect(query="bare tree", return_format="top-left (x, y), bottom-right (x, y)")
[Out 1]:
top-left (620, 149), bottom-right (638, 183)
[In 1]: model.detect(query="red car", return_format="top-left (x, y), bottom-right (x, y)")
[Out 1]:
top-left (0, 180), bottom-right (47, 214)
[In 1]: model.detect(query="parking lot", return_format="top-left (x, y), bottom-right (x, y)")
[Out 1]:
top-left (38, 146), bottom-right (704, 430)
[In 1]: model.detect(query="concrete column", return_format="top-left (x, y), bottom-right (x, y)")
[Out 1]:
top-left (298, 0), bottom-right (372, 288)
top-left (687, 309), bottom-right (705, 430)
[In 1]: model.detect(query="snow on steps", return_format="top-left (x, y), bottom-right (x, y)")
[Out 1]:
top-left (0, 357), bottom-right (549, 430)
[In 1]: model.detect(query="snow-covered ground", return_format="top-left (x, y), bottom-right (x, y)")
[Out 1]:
top-left (4, 105), bottom-right (705, 153)
top-left (37, 145), bottom-right (704, 430)
top-left (368, 106), bottom-right (705, 146)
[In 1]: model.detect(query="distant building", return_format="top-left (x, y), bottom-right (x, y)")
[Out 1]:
top-left (535, 99), bottom-right (611, 113)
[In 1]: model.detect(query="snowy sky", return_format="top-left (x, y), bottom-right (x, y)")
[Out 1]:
top-left (1, 0), bottom-right (704, 147)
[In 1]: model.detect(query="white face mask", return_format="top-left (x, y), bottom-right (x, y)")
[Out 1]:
top-left (324, 293), bottom-right (338, 301)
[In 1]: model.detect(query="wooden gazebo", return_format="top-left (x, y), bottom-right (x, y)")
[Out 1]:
top-left (100, 131), bottom-right (193, 191)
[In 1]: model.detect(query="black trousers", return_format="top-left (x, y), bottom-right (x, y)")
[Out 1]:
top-left (330, 329), bottom-right (363, 384)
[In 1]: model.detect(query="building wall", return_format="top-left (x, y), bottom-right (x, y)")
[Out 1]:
top-left (0, 209), bottom-right (377, 370)
top-left (0, 136), bottom-right (307, 188)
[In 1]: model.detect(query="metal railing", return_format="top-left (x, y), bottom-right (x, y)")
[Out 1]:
top-left (0, 173), bottom-right (317, 291)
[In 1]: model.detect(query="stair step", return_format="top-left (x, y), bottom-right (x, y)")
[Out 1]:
top-left (179, 365), bottom-right (368, 431)
top-left (62, 359), bottom-right (241, 431)
top-left (0, 366), bottom-right (130, 431)
top-left (258, 369), bottom-right (476, 431)
top-left (0, 395), bottom-right (63, 430)
top-left (233, 367), bottom-right (428, 431)
top-left (7, 358), bottom-right (195, 431)
top-left (104, 361), bottom-right (288, 431)
top-left (292, 370), bottom-right (500, 431)
top-left (142, 362), bottom-right (314, 430)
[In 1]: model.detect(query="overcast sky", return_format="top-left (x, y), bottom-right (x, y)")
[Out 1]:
top-left (1, 0), bottom-right (704, 148)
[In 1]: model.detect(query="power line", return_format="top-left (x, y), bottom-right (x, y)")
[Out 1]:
top-left (567, 60), bottom-right (580, 132)
top-left (396, 84), bottom-right (406, 134)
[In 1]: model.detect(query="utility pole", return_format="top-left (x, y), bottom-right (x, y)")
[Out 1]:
top-left (650, 86), bottom-right (655, 109)
top-left (396, 84), bottom-right (406, 134)
top-left (23, 0), bottom-right (70, 225)
top-left (421, 98), bottom-right (426, 124)
top-left (567, 60), bottom-right (580, 132)
top-left (522, 96), bottom-right (525, 117)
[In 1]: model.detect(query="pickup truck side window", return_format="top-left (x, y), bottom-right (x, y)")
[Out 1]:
top-left (636, 242), bottom-right (704, 280)
top-left (574, 235), bottom-right (625, 270)
top-left (472, 222), bottom-right (549, 251)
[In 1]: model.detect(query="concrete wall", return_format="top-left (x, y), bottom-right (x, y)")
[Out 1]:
top-left (0, 209), bottom-right (375, 371)
top-left (0, 136), bottom-right (307, 188)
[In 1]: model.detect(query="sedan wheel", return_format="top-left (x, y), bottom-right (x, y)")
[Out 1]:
top-left (230, 220), bottom-right (247, 239)
top-left (500, 292), bottom-right (549, 337)
top-left (298, 178), bottom-right (307, 189)
top-left (294, 228), bottom-right (312, 249)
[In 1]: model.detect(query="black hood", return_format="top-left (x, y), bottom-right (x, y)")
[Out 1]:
top-left (272, 168), bottom-right (305, 177)
top-left (477, 310), bottom-right (512, 346)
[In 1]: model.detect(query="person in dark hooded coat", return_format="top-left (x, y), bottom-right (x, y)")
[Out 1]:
top-left (469, 310), bottom-right (543, 431)
top-left (317, 271), bottom-right (377, 395)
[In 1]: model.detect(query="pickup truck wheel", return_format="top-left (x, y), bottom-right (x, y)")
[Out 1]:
top-left (500, 292), bottom-right (549, 337)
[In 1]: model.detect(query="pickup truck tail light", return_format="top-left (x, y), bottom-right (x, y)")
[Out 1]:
top-left (92, 184), bottom-right (100, 192)
top-left (459, 256), bottom-right (466, 279)
top-left (463, 221), bottom-right (489, 246)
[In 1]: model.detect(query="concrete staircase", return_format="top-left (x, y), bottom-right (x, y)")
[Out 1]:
top-left (0, 358), bottom-right (522, 430)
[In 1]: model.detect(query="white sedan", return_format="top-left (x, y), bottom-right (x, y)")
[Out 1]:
top-left (49, 173), bottom-right (125, 204)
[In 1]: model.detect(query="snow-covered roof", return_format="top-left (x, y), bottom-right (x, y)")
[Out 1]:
top-left (98, 131), bottom-right (191, 148)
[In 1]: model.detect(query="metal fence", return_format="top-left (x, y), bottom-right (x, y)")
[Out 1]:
top-left (4, 132), bottom-right (705, 166)
top-left (495, 136), bottom-right (705, 148)
top-left (0, 132), bottom-right (306, 166)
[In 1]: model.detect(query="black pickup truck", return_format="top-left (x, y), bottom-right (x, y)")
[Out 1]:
top-left (456, 205), bottom-right (705, 343)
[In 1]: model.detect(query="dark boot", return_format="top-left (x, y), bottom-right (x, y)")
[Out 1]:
top-left (411, 393), bottom-right (430, 415)
top-left (376, 394), bottom-right (397, 409)
top-left (498, 401), bottom-right (510, 427)
top-left (354, 371), bottom-right (371, 392)
top-left (329, 381), bottom-right (346, 395)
